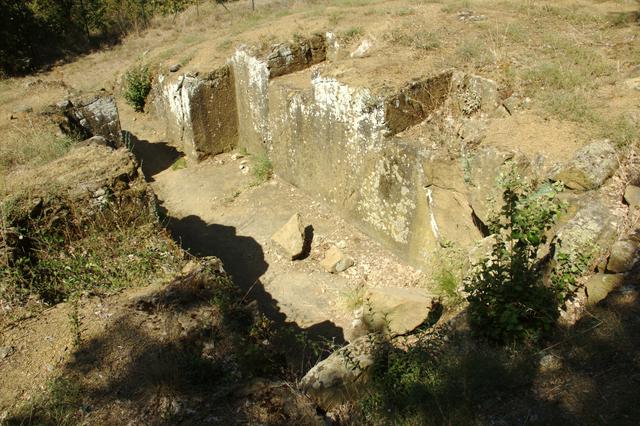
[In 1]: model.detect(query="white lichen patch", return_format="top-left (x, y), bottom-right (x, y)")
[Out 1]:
top-left (358, 156), bottom-right (416, 244)
top-left (161, 73), bottom-right (202, 159)
top-left (230, 49), bottom-right (271, 145)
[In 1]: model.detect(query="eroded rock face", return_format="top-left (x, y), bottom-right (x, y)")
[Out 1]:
top-left (60, 95), bottom-right (122, 147)
top-left (300, 334), bottom-right (378, 410)
top-left (584, 273), bottom-right (625, 306)
top-left (554, 197), bottom-right (620, 266)
top-left (552, 140), bottom-right (618, 191)
top-left (153, 65), bottom-right (238, 160)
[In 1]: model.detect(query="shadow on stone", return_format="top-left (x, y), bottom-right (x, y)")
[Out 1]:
top-left (293, 225), bottom-right (314, 261)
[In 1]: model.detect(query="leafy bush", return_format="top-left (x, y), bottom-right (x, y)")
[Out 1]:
top-left (464, 171), bottom-right (567, 344)
top-left (124, 64), bottom-right (152, 112)
top-left (358, 331), bottom-right (536, 425)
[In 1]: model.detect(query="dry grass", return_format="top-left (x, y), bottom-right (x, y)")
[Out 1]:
top-left (0, 118), bottom-right (75, 177)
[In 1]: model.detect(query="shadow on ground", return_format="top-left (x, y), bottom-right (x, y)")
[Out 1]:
top-left (156, 204), bottom-right (345, 344)
top-left (125, 131), bottom-right (183, 182)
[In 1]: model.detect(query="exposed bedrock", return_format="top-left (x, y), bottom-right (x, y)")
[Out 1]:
top-left (150, 34), bottom-right (620, 267)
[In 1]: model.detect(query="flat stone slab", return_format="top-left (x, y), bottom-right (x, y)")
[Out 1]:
top-left (265, 272), bottom-right (350, 332)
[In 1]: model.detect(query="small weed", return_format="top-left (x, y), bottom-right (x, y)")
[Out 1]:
top-left (171, 157), bottom-right (187, 171)
top-left (395, 7), bottom-right (415, 16)
top-left (9, 376), bottom-right (84, 425)
top-left (597, 115), bottom-right (640, 148)
top-left (123, 64), bottom-right (152, 112)
top-left (455, 39), bottom-right (489, 64)
top-left (218, 39), bottom-right (232, 50)
top-left (523, 62), bottom-right (581, 91)
top-left (341, 284), bottom-right (366, 311)
top-left (251, 153), bottom-right (273, 185)
top-left (328, 12), bottom-right (343, 26)
top-left (540, 90), bottom-right (596, 123)
top-left (386, 26), bottom-right (440, 51)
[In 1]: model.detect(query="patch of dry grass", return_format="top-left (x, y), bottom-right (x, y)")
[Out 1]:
top-left (0, 118), bottom-right (75, 176)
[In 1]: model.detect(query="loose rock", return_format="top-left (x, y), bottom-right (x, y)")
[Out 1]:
top-left (300, 334), bottom-right (379, 410)
top-left (169, 63), bottom-right (181, 73)
top-left (0, 346), bottom-right (15, 359)
top-left (320, 246), bottom-right (354, 273)
top-left (624, 184), bottom-right (640, 207)
top-left (348, 287), bottom-right (435, 340)
top-left (271, 213), bottom-right (306, 260)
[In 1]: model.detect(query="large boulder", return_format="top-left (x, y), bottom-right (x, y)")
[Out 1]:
top-left (60, 94), bottom-right (123, 148)
top-left (300, 334), bottom-right (378, 410)
top-left (349, 287), bottom-right (435, 340)
top-left (584, 273), bottom-right (625, 306)
top-left (552, 140), bottom-right (618, 191)
top-left (554, 198), bottom-right (620, 265)
top-left (607, 238), bottom-right (640, 273)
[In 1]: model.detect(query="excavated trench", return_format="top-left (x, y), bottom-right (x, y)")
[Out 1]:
top-left (150, 33), bottom-right (514, 269)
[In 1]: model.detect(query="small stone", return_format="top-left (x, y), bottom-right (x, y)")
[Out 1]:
top-left (625, 77), bottom-right (640, 91)
top-left (607, 239), bottom-right (639, 273)
top-left (231, 153), bottom-right (244, 161)
top-left (169, 63), bottom-right (181, 73)
top-left (14, 105), bottom-right (33, 113)
top-left (86, 135), bottom-right (111, 147)
top-left (539, 354), bottom-right (562, 373)
top-left (624, 185), bottom-right (640, 207)
top-left (0, 346), bottom-right (15, 359)
top-left (336, 240), bottom-right (347, 249)
top-left (56, 99), bottom-right (72, 109)
top-left (350, 38), bottom-right (373, 58)
top-left (320, 246), bottom-right (354, 273)
top-left (271, 213), bottom-right (305, 260)
top-left (300, 334), bottom-right (378, 410)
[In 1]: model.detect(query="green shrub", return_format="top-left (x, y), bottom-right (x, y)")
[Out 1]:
top-left (464, 171), bottom-right (567, 344)
top-left (124, 64), bottom-right (152, 112)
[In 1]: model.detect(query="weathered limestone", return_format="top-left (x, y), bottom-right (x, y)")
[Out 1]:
top-left (151, 35), bottom-right (513, 267)
top-left (552, 140), bottom-right (618, 191)
top-left (554, 197), bottom-right (620, 267)
top-left (154, 65), bottom-right (238, 160)
top-left (60, 94), bottom-right (122, 147)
